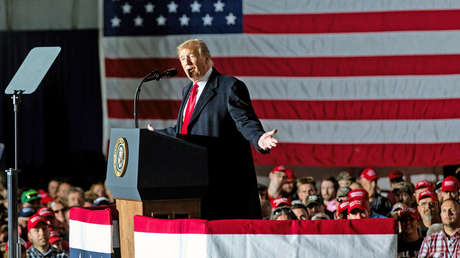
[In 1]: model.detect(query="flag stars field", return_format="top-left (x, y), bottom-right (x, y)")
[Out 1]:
top-left (110, 16), bottom-right (121, 27)
top-left (168, 1), bottom-right (178, 13)
top-left (202, 14), bottom-right (213, 26)
top-left (191, 1), bottom-right (202, 13)
top-left (156, 15), bottom-right (166, 26)
top-left (225, 13), bottom-right (236, 25)
top-left (134, 16), bottom-right (143, 26)
top-left (145, 2), bottom-right (154, 13)
top-left (121, 2), bottom-right (131, 14)
top-left (214, 0), bottom-right (225, 12)
top-left (179, 14), bottom-right (190, 26)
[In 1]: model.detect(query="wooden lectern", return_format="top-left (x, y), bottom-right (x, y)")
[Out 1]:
top-left (106, 128), bottom-right (210, 258)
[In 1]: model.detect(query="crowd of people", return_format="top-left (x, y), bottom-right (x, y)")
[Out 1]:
top-left (0, 166), bottom-right (459, 257)
top-left (260, 165), bottom-right (460, 258)
top-left (0, 179), bottom-right (114, 257)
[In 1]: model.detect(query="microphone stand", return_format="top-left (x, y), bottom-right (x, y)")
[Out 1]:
top-left (133, 71), bottom-right (160, 128)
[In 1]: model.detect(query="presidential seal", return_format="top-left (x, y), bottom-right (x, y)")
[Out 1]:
top-left (113, 137), bottom-right (128, 177)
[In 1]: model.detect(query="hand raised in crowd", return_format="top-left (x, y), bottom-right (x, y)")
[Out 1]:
top-left (258, 129), bottom-right (278, 151)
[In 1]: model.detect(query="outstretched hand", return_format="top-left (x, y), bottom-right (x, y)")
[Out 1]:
top-left (147, 123), bottom-right (155, 131)
top-left (258, 129), bottom-right (278, 151)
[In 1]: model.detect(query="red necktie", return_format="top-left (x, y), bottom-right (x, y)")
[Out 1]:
top-left (181, 83), bottom-right (199, 134)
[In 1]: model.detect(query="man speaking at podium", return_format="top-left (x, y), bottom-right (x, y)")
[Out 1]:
top-left (149, 39), bottom-right (278, 219)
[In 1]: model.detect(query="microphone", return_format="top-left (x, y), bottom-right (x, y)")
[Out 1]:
top-left (144, 68), bottom-right (178, 82)
top-left (134, 68), bottom-right (178, 128)
top-left (160, 68), bottom-right (178, 79)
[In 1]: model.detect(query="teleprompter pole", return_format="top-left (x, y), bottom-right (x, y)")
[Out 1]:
top-left (6, 90), bottom-right (22, 258)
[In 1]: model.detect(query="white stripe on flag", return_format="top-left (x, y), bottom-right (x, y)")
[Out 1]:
top-left (103, 31), bottom-right (460, 58)
top-left (135, 233), bottom-right (207, 258)
top-left (69, 220), bottom-right (112, 254)
top-left (134, 233), bottom-right (396, 258)
top-left (106, 75), bottom-right (460, 100)
top-left (244, 0), bottom-right (460, 14)
top-left (108, 118), bottom-right (460, 144)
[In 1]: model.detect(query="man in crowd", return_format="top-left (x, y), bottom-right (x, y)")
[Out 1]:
top-left (18, 207), bottom-right (35, 241)
top-left (440, 176), bottom-right (459, 203)
top-left (336, 186), bottom-right (350, 204)
top-left (336, 171), bottom-right (353, 188)
top-left (291, 200), bottom-right (308, 220)
top-left (296, 177), bottom-right (317, 204)
top-left (336, 201), bottom-right (349, 219)
top-left (418, 199), bottom-right (460, 257)
top-left (267, 166), bottom-right (294, 202)
top-left (387, 169), bottom-right (404, 204)
top-left (66, 187), bottom-right (84, 207)
top-left (347, 199), bottom-right (369, 219)
top-left (37, 207), bottom-right (62, 234)
top-left (359, 168), bottom-right (392, 216)
top-left (270, 199), bottom-right (296, 220)
top-left (392, 181), bottom-right (416, 208)
top-left (151, 39), bottom-right (278, 219)
top-left (56, 182), bottom-right (71, 200)
top-left (49, 200), bottom-right (69, 234)
top-left (417, 190), bottom-right (441, 237)
top-left (26, 215), bottom-right (67, 257)
top-left (414, 180), bottom-right (434, 203)
top-left (434, 179), bottom-right (443, 203)
top-left (305, 194), bottom-right (325, 218)
top-left (21, 189), bottom-right (42, 210)
top-left (282, 168), bottom-right (297, 199)
top-left (47, 179), bottom-right (60, 199)
top-left (320, 177), bottom-right (338, 216)
top-left (389, 169), bottom-right (405, 188)
top-left (396, 208), bottom-right (423, 257)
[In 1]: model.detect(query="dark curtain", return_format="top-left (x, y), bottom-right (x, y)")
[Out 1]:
top-left (0, 30), bottom-right (106, 189)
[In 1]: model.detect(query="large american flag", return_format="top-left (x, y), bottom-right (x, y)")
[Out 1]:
top-left (102, 0), bottom-right (460, 167)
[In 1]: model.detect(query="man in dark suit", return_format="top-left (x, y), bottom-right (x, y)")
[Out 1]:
top-left (150, 39), bottom-right (277, 219)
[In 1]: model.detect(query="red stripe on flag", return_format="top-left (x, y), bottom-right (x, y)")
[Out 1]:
top-left (107, 99), bottom-right (180, 119)
top-left (69, 207), bottom-right (112, 225)
top-left (243, 9), bottom-right (460, 34)
top-left (108, 98), bottom-right (460, 120)
top-left (106, 55), bottom-right (460, 78)
top-left (105, 58), bottom-right (183, 78)
top-left (252, 142), bottom-right (460, 167)
top-left (134, 216), bottom-right (208, 233)
top-left (134, 216), bottom-right (395, 235)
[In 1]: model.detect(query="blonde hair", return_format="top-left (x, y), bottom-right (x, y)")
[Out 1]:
top-left (296, 176), bottom-right (316, 188)
top-left (177, 39), bottom-right (211, 57)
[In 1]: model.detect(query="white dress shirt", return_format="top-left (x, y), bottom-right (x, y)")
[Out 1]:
top-left (182, 67), bottom-right (213, 121)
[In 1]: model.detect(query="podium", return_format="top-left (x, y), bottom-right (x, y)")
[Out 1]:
top-left (106, 128), bottom-right (210, 257)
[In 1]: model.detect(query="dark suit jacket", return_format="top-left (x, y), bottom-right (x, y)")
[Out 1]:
top-left (157, 68), bottom-right (266, 219)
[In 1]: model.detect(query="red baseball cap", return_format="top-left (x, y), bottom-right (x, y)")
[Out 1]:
top-left (337, 201), bottom-right (349, 216)
top-left (415, 180), bottom-right (433, 191)
top-left (388, 170), bottom-right (403, 181)
top-left (285, 168), bottom-right (297, 183)
top-left (271, 165), bottom-right (287, 173)
top-left (399, 207), bottom-right (419, 220)
top-left (348, 200), bottom-right (369, 214)
top-left (348, 189), bottom-right (369, 201)
top-left (442, 176), bottom-right (460, 193)
top-left (418, 190), bottom-right (438, 202)
top-left (39, 189), bottom-right (53, 205)
top-left (271, 197), bottom-right (291, 208)
top-left (37, 207), bottom-right (55, 221)
top-left (361, 168), bottom-right (377, 181)
top-left (49, 230), bottom-right (62, 244)
top-left (27, 215), bottom-right (47, 232)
